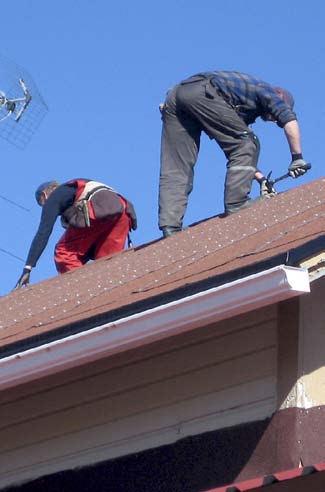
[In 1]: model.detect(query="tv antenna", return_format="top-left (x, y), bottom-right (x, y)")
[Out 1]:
top-left (0, 78), bottom-right (32, 123)
top-left (0, 55), bottom-right (48, 149)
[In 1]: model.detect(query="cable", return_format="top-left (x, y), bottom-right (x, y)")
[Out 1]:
top-left (0, 194), bottom-right (30, 211)
top-left (0, 248), bottom-right (24, 262)
top-left (0, 194), bottom-right (30, 262)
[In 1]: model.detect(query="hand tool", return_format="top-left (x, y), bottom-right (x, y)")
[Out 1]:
top-left (265, 163), bottom-right (311, 193)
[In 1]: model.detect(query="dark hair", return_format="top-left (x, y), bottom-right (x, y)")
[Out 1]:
top-left (35, 180), bottom-right (60, 204)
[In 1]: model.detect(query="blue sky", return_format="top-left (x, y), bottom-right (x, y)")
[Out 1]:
top-left (0, 0), bottom-right (323, 295)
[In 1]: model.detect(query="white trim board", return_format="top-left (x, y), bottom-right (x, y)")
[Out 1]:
top-left (0, 265), bottom-right (310, 391)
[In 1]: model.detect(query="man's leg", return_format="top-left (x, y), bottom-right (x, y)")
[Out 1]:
top-left (176, 80), bottom-right (259, 214)
top-left (223, 133), bottom-right (260, 213)
top-left (55, 211), bottom-right (131, 273)
top-left (55, 227), bottom-right (96, 273)
top-left (159, 85), bottom-right (201, 234)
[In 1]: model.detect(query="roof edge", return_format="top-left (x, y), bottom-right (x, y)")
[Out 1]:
top-left (4, 234), bottom-right (323, 359)
top-left (203, 462), bottom-right (325, 491)
top-left (0, 265), bottom-right (309, 391)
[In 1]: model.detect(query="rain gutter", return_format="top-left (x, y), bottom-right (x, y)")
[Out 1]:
top-left (0, 265), bottom-right (310, 391)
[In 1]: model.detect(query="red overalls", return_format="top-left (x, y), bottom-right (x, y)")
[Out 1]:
top-left (54, 180), bottom-right (131, 273)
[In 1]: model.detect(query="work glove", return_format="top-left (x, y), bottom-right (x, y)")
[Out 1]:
top-left (260, 178), bottom-right (277, 198)
top-left (13, 267), bottom-right (31, 290)
top-left (288, 155), bottom-right (308, 178)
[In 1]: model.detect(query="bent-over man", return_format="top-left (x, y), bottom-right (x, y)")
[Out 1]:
top-left (14, 178), bottom-right (137, 288)
top-left (159, 70), bottom-right (309, 237)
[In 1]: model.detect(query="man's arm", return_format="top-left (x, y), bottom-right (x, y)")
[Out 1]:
top-left (13, 185), bottom-right (75, 289)
top-left (24, 205), bottom-right (59, 268)
top-left (254, 170), bottom-right (276, 197)
top-left (283, 120), bottom-right (310, 178)
top-left (283, 120), bottom-right (302, 154)
top-left (254, 170), bottom-right (265, 182)
top-left (13, 203), bottom-right (59, 290)
top-left (25, 185), bottom-right (76, 267)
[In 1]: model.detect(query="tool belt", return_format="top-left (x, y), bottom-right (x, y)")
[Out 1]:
top-left (61, 180), bottom-right (137, 230)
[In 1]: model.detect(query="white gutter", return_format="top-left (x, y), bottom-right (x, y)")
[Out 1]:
top-left (0, 265), bottom-right (309, 391)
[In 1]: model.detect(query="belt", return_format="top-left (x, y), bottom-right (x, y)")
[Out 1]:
top-left (180, 75), bottom-right (206, 85)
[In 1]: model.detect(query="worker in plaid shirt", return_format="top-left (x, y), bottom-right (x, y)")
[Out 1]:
top-left (158, 70), bottom-right (308, 237)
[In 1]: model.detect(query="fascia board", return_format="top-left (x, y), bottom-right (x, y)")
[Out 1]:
top-left (0, 265), bottom-right (310, 391)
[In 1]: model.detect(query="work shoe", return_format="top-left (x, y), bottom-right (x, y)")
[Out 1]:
top-left (225, 196), bottom-right (265, 215)
top-left (161, 226), bottom-right (182, 238)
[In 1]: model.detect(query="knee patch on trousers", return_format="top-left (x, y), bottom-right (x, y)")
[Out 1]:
top-left (224, 132), bottom-right (260, 210)
top-left (228, 132), bottom-right (260, 171)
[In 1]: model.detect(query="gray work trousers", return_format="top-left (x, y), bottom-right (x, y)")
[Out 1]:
top-left (158, 77), bottom-right (260, 229)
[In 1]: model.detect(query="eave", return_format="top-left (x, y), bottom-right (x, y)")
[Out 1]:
top-left (0, 265), bottom-right (309, 391)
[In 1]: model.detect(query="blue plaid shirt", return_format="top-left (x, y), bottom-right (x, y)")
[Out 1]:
top-left (198, 71), bottom-right (296, 128)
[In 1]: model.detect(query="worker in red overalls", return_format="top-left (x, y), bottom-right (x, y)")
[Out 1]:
top-left (14, 178), bottom-right (137, 288)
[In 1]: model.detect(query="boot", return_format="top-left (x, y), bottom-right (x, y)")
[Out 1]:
top-left (161, 226), bottom-right (182, 238)
top-left (225, 196), bottom-right (265, 215)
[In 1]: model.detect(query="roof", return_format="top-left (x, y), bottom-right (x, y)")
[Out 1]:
top-left (203, 463), bottom-right (325, 492)
top-left (1, 177), bottom-right (325, 358)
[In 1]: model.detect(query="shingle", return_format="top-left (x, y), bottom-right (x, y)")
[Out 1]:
top-left (1, 178), bottom-right (325, 353)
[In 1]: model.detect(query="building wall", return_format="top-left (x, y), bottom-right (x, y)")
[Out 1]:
top-left (0, 304), bottom-right (277, 489)
top-left (298, 275), bottom-right (325, 407)
top-left (277, 275), bottom-right (325, 411)
top-left (234, 275), bottom-right (325, 482)
top-left (296, 276), bottom-right (325, 465)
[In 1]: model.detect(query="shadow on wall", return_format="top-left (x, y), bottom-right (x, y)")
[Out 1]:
top-left (4, 418), bottom-right (271, 492)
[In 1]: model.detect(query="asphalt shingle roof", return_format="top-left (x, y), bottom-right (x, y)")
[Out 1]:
top-left (1, 177), bottom-right (325, 356)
